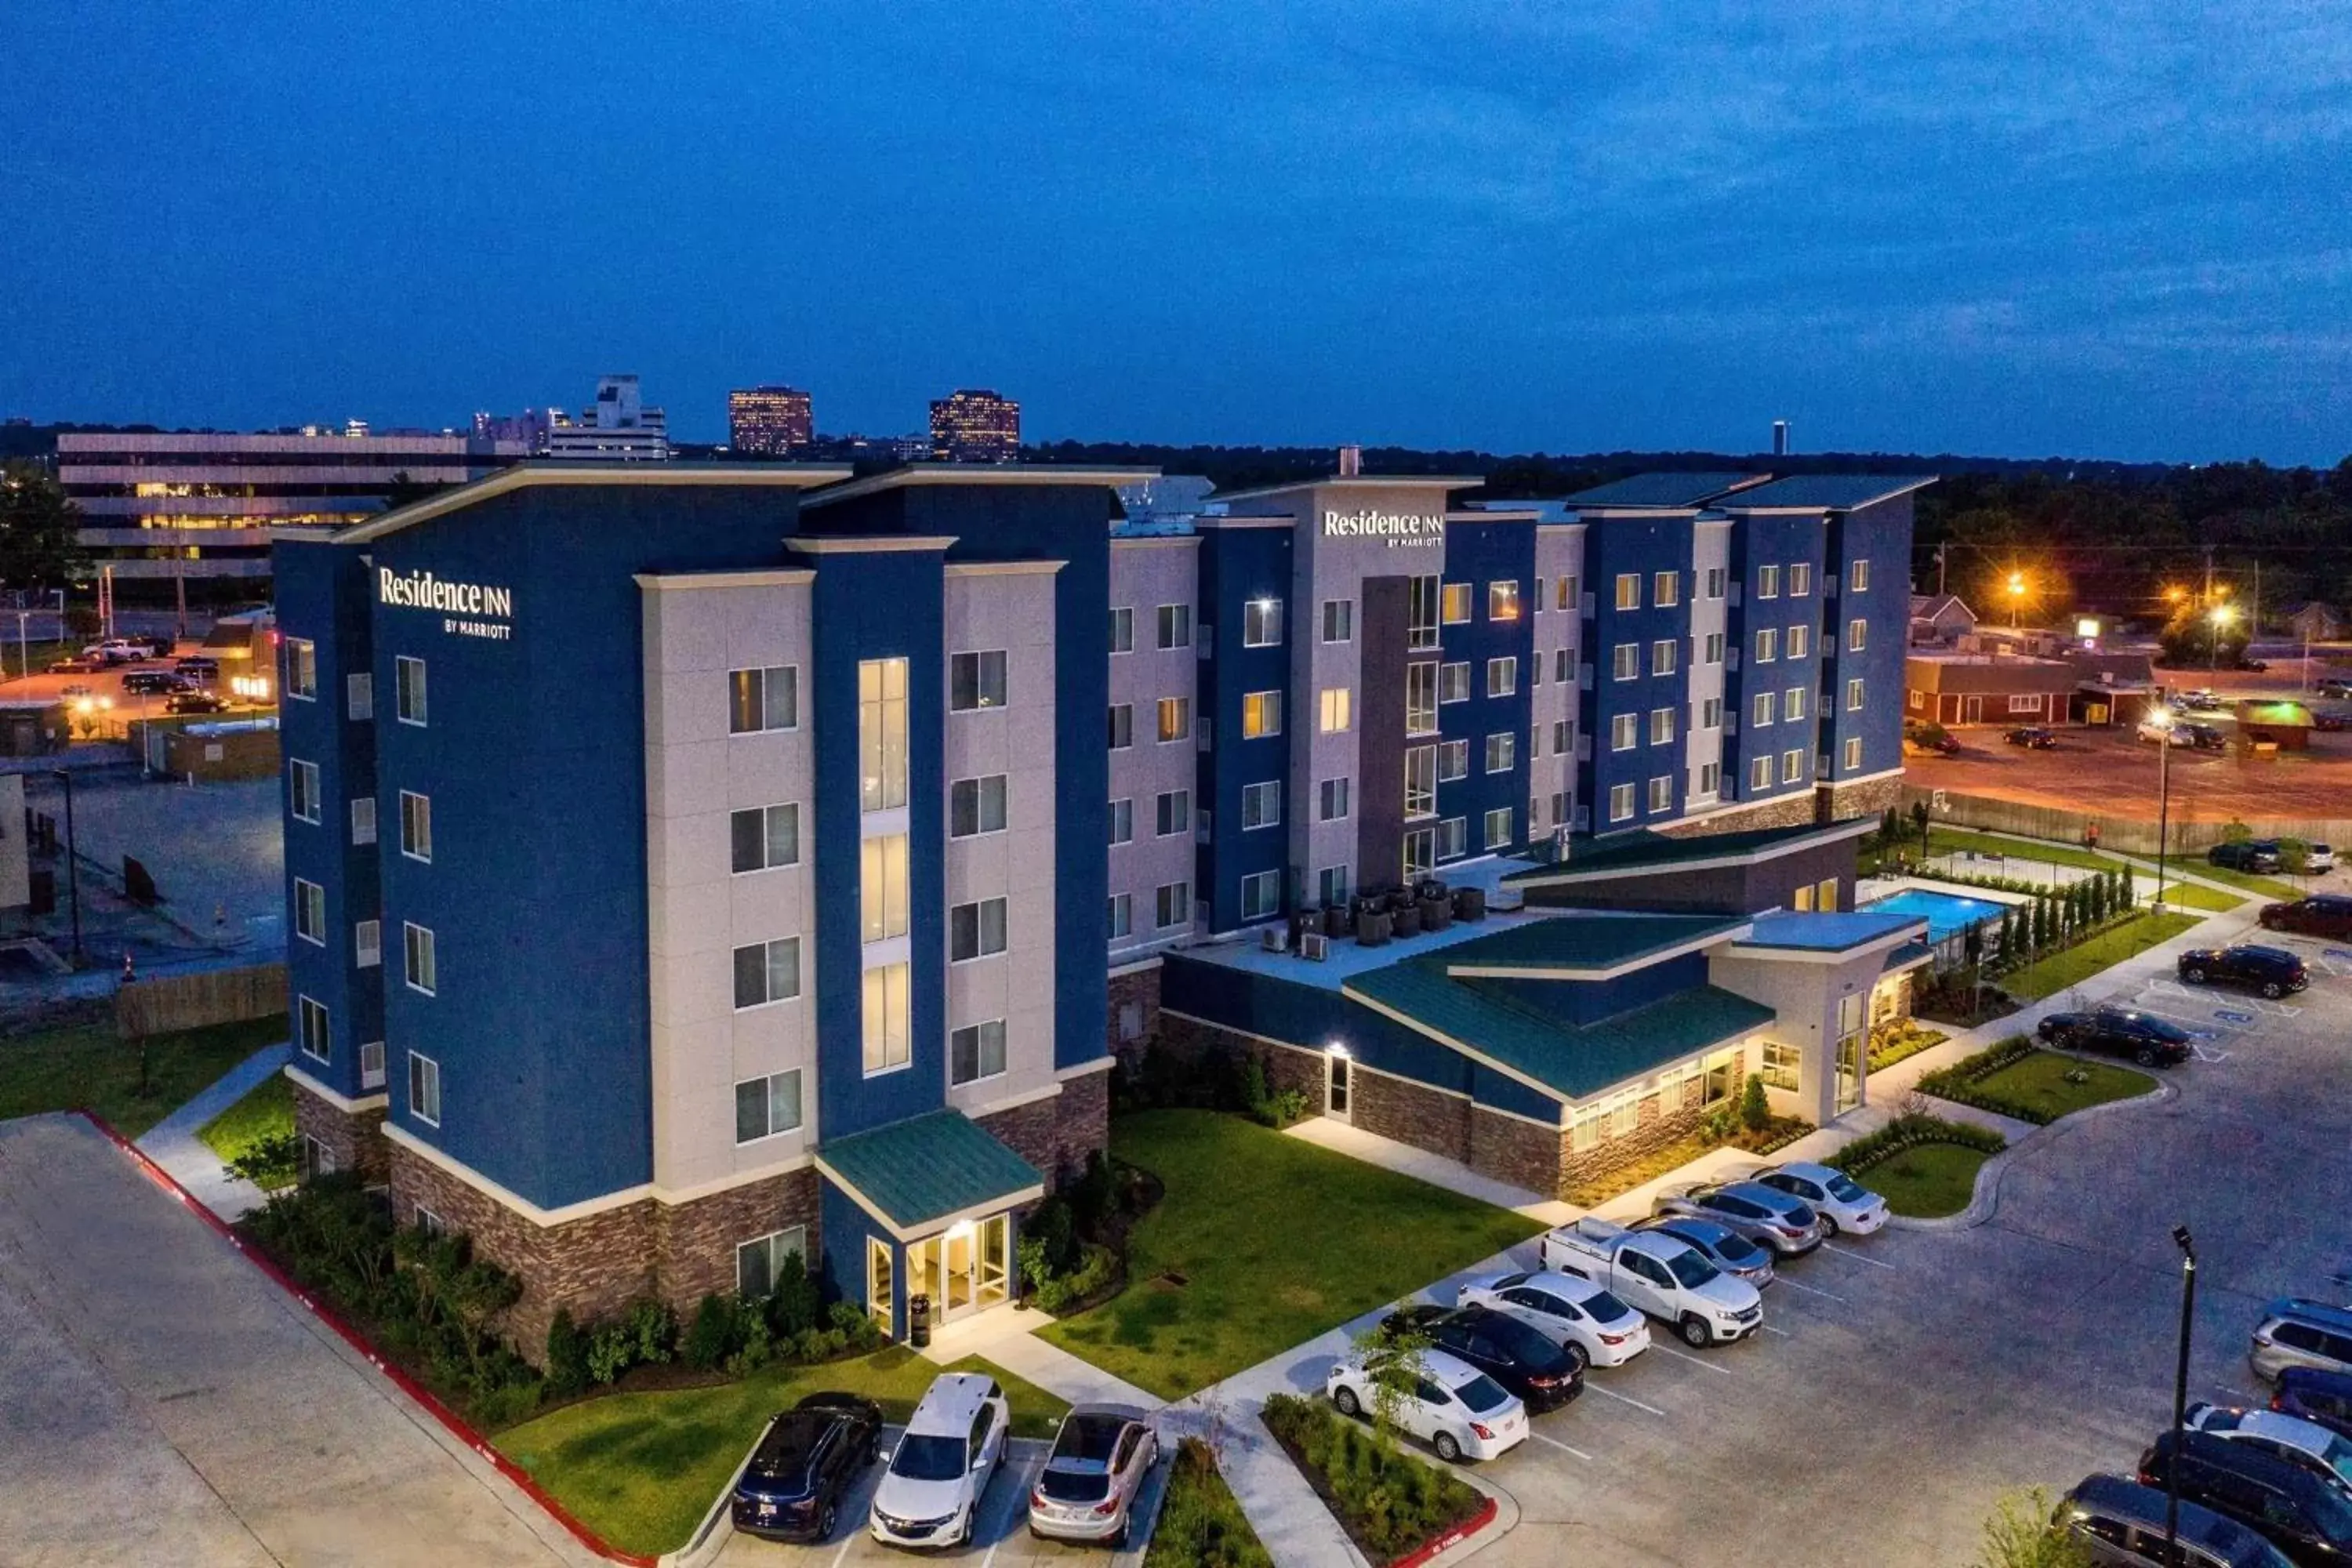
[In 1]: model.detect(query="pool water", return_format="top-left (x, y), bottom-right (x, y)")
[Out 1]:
top-left (1862, 888), bottom-right (2011, 943)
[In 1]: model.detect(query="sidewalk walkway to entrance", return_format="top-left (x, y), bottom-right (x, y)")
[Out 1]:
top-left (134, 1041), bottom-right (288, 1221)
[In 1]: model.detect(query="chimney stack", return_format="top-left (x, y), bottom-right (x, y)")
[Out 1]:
top-left (1337, 445), bottom-right (1362, 477)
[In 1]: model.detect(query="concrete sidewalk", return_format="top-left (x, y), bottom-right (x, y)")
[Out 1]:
top-left (134, 1042), bottom-right (288, 1221)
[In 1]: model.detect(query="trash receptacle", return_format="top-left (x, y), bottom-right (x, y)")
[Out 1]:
top-left (909, 1292), bottom-right (932, 1349)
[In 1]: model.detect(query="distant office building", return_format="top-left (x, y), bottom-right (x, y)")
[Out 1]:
top-left (1772, 420), bottom-right (1791, 457)
top-left (544, 376), bottom-right (669, 462)
top-left (728, 387), bottom-right (815, 456)
top-left (929, 390), bottom-right (1021, 463)
top-left (56, 429), bottom-right (526, 597)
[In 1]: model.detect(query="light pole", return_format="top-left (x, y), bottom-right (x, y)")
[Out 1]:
top-left (2209, 604), bottom-right (2234, 674)
top-left (2164, 1225), bottom-right (2198, 1562)
top-left (2006, 571), bottom-right (2027, 630)
top-left (48, 768), bottom-right (82, 965)
top-left (2151, 704), bottom-right (2172, 913)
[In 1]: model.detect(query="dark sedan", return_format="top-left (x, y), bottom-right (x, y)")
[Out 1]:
top-left (2261, 896), bottom-right (2352, 940)
top-left (2003, 726), bottom-right (2058, 749)
top-left (2212, 840), bottom-right (2284, 873)
top-left (167, 691), bottom-right (230, 715)
top-left (1381, 1304), bottom-right (1585, 1413)
top-left (2038, 1007), bottom-right (2194, 1066)
top-left (2180, 944), bottom-right (2308, 998)
top-left (731, 1392), bottom-right (883, 1542)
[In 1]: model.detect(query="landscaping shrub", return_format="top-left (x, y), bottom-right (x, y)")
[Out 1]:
top-left (1145, 1439), bottom-right (1273, 1568)
top-left (626, 1298), bottom-right (677, 1366)
top-left (1739, 1072), bottom-right (1769, 1132)
top-left (683, 1294), bottom-right (738, 1372)
top-left (1029, 1242), bottom-right (1118, 1314)
top-left (546, 1308), bottom-right (591, 1396)
top-left (1825, 1112), bottom-right (2007, 1177)
top-left (1239, 1055), bottom-right (1310, 1129)
top-left (586, 1323), bottom-right (633, 1386)
top-left (223, 1130), bottom-right (303, 1190)
top-left (1259, 1393), bottom-right (1481, 1563)
top-left (1917, 1036), bottom-right (2053, 1123)
top-left (1867, 1019), bottom-right (1949, 1073)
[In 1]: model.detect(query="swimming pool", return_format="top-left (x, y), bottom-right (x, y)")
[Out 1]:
top-left (1861, 888), bottom-right (2013, 943)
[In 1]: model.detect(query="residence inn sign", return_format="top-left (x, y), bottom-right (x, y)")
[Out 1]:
top-left (376, 568), bottom-right (516, 641)
top-left (1321, 508), bottom-right (1445, 546)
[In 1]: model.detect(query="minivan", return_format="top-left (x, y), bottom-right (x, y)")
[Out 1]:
top-left (2256, 1301), bottom-right (2352, 1384)
top-left (2140, 1431), bottom-right (2352, 1563)
top-left (2056, 1472), bottom-right (2296, 1567)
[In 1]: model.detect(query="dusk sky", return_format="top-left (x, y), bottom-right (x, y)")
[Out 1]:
top-left (5, 1), bottom-right (2349, 463)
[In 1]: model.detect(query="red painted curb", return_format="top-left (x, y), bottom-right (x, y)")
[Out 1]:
top-left (75, 1110), bottom-right (659, 1568)
top-left (1388, 1494), bottom-right (1501, 1568)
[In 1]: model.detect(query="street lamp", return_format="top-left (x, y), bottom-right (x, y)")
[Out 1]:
top-left (2006, 571), bottom-right (2027, 629)
top-left (2150, 704), bottom-right (2173, 913)
top-left (47, 769), bottom-right (81, 965)
top-left (2209, 603), bottom-right (2235, 673)
top-left (2164, 1225), bottom-right (2198, 1561)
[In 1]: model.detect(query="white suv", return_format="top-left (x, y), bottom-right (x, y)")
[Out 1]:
top-left (869, 1372), bottom-right (1009, 1549)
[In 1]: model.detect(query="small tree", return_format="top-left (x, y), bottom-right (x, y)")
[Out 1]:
top-left (1998, 906), bottom-right (2019, 960)
top-left (2277, 837), bottom-right (2311, 877)
top-left (1909, 799), bottom-right (1933, 858)
top-left (2029, 895), bottom-right (2049, 950)
top-left (2220, 818), bottom-right (2254, 844)
top-left (2113, 865), bottom-right (2134, 911)
top-left (1739, 1072), bottom-right (1770, 1133)
top-left (1973, 1486), bottom-right (2091, 1568)
top-left (1351, 1319), bottom-right (1433, 1449)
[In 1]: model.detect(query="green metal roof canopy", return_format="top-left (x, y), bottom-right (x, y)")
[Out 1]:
top-left (815, 1110), bottom-right (1045, 1241)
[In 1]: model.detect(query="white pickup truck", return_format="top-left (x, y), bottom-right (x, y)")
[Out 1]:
top-left (1539, 1216), bottom-right (1765, 1348)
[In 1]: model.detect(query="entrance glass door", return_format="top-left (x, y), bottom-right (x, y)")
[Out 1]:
top-left (1835, 1033), bottom-right (1863, 1112)
top-left (908, 1215), bottom-right (1013, 1324)
top-left (1327, 1051), bottom-right (1352, 1122)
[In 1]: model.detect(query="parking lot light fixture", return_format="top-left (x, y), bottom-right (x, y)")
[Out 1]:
top-left (2149, 705), bottom-right (2172, 913)
top-left (2164, 1225), bottom-right (2197, 1561)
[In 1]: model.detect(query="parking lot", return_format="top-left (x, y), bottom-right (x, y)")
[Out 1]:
top-left (1905, 720), bottom-right (2352, 825)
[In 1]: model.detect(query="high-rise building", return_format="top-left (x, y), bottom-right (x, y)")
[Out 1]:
top-left (1772, 420), bottom-right (1791, 457)
top-left (544, 375), bottom-right (669, 461)
top-left (728, 387), bottom-right (815, 456)
top-left (929, 390), bottom-right (1021, 463)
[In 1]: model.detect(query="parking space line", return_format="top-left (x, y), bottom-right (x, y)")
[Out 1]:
top-left (1820, 1243), bottom-right (1894, 1270)
top-left (830, 1531), bottom-right (858, 1568)
top-left (1584, 1382), bottom-right (1668, 1417)
top-left (1771, 1276), bottom-right (1850, 1304)
top-left (1651, 1342), bottom-right (1735, 1375)
top-left (1532, 1431), bottom-right (1592, 1461)
top-left (1759, 1324), bottom-right (1790, 1338)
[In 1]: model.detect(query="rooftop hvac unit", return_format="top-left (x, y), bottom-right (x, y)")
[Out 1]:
top-left (1260, 926), bottom-right (1289, 954)
top-left (1300, 931), bottom-right (1330, 961)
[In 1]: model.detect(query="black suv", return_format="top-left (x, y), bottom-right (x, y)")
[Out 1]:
top-left (731, 1392), bottom-right (884, 1542)
top-left (1381, 1303), bottom-right (1585, 1412)
top-left (2180, 945), bottom-right (2310, 998)
top-left (2212, 840), bottom-right (2285, 873)
top-left (2038, 1008), bottom-right (2194, 1066)
top-left (2139, 1429), bottom-right (2352, 1564)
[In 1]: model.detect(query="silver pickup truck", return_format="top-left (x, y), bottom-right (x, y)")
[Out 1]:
top-left (1539, 1216), bottom-right (1765, 1348)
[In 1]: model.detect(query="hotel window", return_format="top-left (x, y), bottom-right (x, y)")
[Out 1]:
top-left (347, 673), bottom-right (372, 722)
top-left (1156, 790), bottom-right (1189, 835)
top-left (1108, 893), bottom-right (1132, 939)
top-left (949, 775), bottom-right (1007, 838)
top-left (354, 920), bottom-right (380, 969)
top-left (1405, 662), bottom-right (1439, 734)
top-left (1552, 718), bottom-right (1570, 753)
top-left (1319, 778), bottom-right (1352, 821)
top-left (1652, 639), bottom-right (1677, 677)
top-left (862, 834), bottom-right (909, 942)
top-left (1436, 817), bottom-right (1467, 858)
top-left (1319, 687), bottom-right (1352, 734)
top-left (1242, 690), bottom-right (1281, 739)
top-left (1650, 707), bottom-right (1675, 746)
top-left (1907, 688), bottom-right (1926, 711)
top-left (1241, 780), bottom-right (1282, 829)
top-left (395, 655), bottom-right (427, 725)
top-left (1609, 1092), bottom-right (1641, 1136)
top-left (1848, 618), bottom-right (1867, 652)
top-left (1614, 573), bottom-right (1640, 611)
top-left (1440, 583), bottom-right (1472, 624)
top-left (1439, 739), bottom-right (1469, 780)
top-left (951, 1020), bottom-right (1008, 1087)
top-left (729, 665), bottom-right (798, 735)
top-left (1403, 827), bottom-right (1436, 879)
top-left (285, 637), bottom-right (318, 700)
top-left (1483, 806), bottom-right (1513, 848)
top-left (1753, 691), bottom-right (1777, 726)
top-left (735, 937), bottom-right (802, 1009)
top-left (1156, 604), bottom-right (1192, 649)
top-left (1782, 749), bottom-right (1805, 783)
top-left (1404, 746), bottom-right (1437, 817)
top-left (1109, 798), bottom-right (1133, 845)
top-left (1612, 643), bottom-right (1639, 681)
top-left (1242, 598), bottom-right (1284, 648)
top-left (1552, 574), bottom-right (1575, 611)
top-left (1844, 735), bottom-right (1864, 771)
top-left (1758, 564), bottom-right (1780, 600)
top-left (1820, 876), bottom-right (1841, 913)
top-left (1704, 567), bottom-right (1726, 599)
top-left (1749, 755), bottom-right (1773, 790)
top-left (1795, 882), bottom-right (1815, 913)
top-left (1486, 731), bottom-right (1515, 773)
top-left (398, 790), bottom-right (431, 861)
top-left (1488, 580), bottom-right (1521, 621)
top-left (949, 650), bottom-right (1007, 712)
top-left (1154, 881), bottom-right (1190, 929)
top-left (1406, 576), bottom-right (1441, 649)
top-left (1319, 865), bottom-right (1351, 907)
top-left (1321, 598), bottom-right (1355, 643)
top-left (867, 1239), bottom-right (895, 1337)
top-left (1653, 571), bottom-right (1679, 608)
top-left (1761, 1040), bottom-right (1801, 1091)
top-left (862, 963), bottom-right (910, 1073)
top-left (1609, 782), bottom-right (1636, 822)
top-left (1554, 647), bottom-right (1572, 683)
top-left (1610, 713), bottom-right (1637, 752)
top-left (737, 1227), bottom-right (807, 1300)
top-left (1703, 631), bottom-right (1724, 665)
top-left (298, 996), bottom-right (329, 1063)
top-left (1438, 662), bottom-right (1471, 704)
top-left (1787, 623), bottom-right (1810, 659)
top-left (289, 760), bottom-right (321, 824)
top-left (1850, 559), bottom-right (1871, 593)
top-left (1529, 655), bottom-right (1542, 688)
top-left (948, 898), bottom-right (1006, 960)
top-left (1109, 607), bottom-right (1134, 654)
top-left (408, 1051), bottom-right (441, 1127)
top-left (404, 923), bottom-right (437, 996)
top-left (1846, 677), bottom-right (1866, 711)
top-left (1108, 703), bottom-right (1133, 749)
top-left (1156, 697), bottom-right (1189, 742)
top-left (1239, 871), bottom-right (1281, 921)
top-left (732, 803), bottom-right (800, 872)
top-left (1755, 627), bottom-right (1777, 662)
top-left (1700, 696), bottom-right (1722, 729)
top-left (1649, 775), bottom-right (1673, 812)
top-left (1486, 656), bottom-right (1517, 697)
top-left (350, 797), bottom-right (376, 845)
top-left (1786, 685), bottom-right (1807, 722)
top-left (2008, 693), bottom-right (2042, 714)
top-left (734, 1069), bottom-right (804, 1144)
top-left (294, 879), bottom-right (325, 946)
top-left (1790, 562), bottom-right (1813, 597)
top-left (1696, 761), bottom-right (1722, 798)
top-left (1570, 1107), bottom-right (1602, 1152)
top-left (858, 659), bottom-right (909, 810)
top-left (359, 1040), bottom-right (384, 1090)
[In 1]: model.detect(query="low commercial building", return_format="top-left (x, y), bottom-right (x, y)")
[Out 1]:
top-left (1905, 650), bottom-right (2082, 727)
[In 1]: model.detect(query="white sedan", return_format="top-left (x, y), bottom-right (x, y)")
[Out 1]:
top-left (1457, 1269), bottom-right (1652, 1368)
top-left (1753, 1162), bottom-right (1889, 1236)
top-left (1326, 1348), bottom-right (1527, 1463)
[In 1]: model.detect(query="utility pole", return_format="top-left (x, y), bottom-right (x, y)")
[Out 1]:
top-left (2201, 546), bottom-right (2213, 611)
top-left (1936, 543), bottom-right (1948, 596)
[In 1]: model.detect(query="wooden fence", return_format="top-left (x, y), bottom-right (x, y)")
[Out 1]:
top-left (116, 962), bottom-right (289, 1040)
top-left (1900, 785), bottom-right (2352, 858)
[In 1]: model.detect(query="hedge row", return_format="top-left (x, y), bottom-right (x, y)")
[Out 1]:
top-left (1916, 1036), bottom-right (2053, 1123)
top-left (1825, 1113), bottom-right (2009, 1177)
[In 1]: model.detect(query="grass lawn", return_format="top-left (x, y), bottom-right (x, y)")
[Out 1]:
top-left (1964, 1049), bottom-right (2157, 1120)
top-left (195, 1071), bottom-right (295, 1189)
top-left (1859, 1142), bottom-right (1991, 1218)
top-left (1145, 1439), bottom-right (1272, 1568)
top-left (497, 1348), bottom-right (1068, 1558)
top-left (2144, 880), bottom-right (2246, 912)
top-left (2000, 911), bottom-right (2201, 1000)
top-left (0, 1014), bottom-right (289, 1138)
top-left (1038, 1110), bottom-right (1544, 1400)
top-left (2161, 862), bottom-right (2301, 902)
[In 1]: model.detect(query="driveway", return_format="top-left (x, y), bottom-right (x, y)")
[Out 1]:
top-left (0, 1114), bottom-right (600, 1568)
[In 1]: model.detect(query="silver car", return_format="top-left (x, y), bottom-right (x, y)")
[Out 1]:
top-left (1637, 1216), bottom-right (1776, 1290)
top-left (1753, 1162), bottom-right (1891, 1236)
top-left (1027, 1405), bottom-right (1159, 1546)
top-left (1653, 1180), bottom-right (1826, 1257)
top-left (2252, 1300), bottom-right (2352, 1383)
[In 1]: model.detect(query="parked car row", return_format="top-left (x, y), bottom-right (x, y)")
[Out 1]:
top-left (2140, 717), bottom-right (2228, 750)
top-left (2212, 840), bottom-right (2338, 875)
